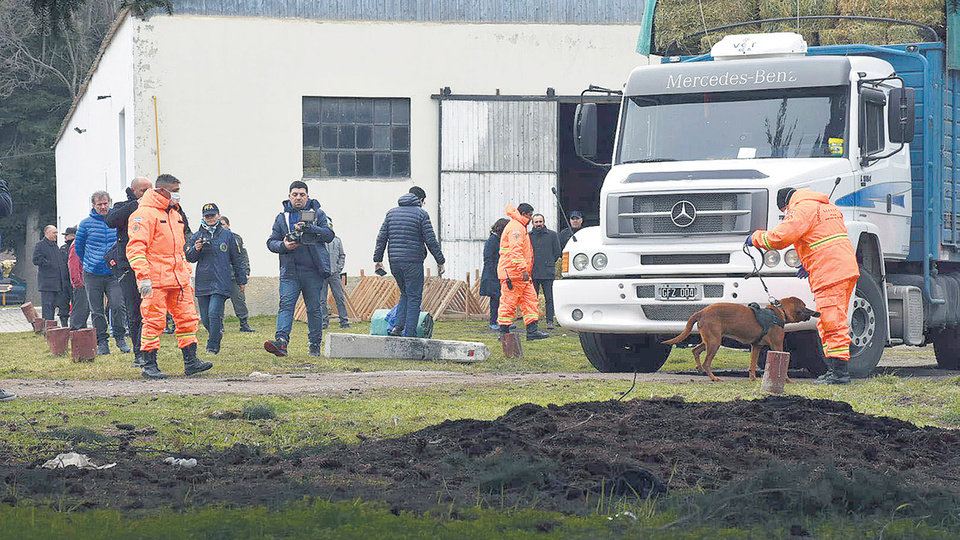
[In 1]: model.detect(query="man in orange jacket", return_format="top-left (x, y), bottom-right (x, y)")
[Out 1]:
top-left (127, 174), bottom-right (212, 379)
top-left (497, 203), bottom-right (549, 341)
top-left (749, 187), bottom-right (860, 384)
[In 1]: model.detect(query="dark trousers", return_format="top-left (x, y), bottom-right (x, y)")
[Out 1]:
top-left (487, 293), bottom-right (500, 326)
top-left (69, 286), bottom-right (90, 329)
top-left (320, 273), bottom-right (349, 324)
top-left (40, 289), bottom-right (69, 324)
top-left (392, 262), bottom-right (424, 337)
top-left (276, 267), bottom-right (324, 345)
top-left (533, 279), bottom-right (555, 321)
top-left (198, 294), bottom-right (227, 352)
top-left (84, 271), bottom-right (126, 345)
top-left (118, 270), bottom-right (142, 353)
top-left (228, 279), bottom-right (249, 320)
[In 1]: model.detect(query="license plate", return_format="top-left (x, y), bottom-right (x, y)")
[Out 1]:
top-left (653, 284), bottom-right (703, 301)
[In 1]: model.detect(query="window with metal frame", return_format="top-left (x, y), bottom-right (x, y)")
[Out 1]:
top-left (302, 97), bottom-right (410, 178)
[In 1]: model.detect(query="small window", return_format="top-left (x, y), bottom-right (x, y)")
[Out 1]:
top-left (860, 90), bottom-right (885, 157)
top-left (303, 97), bottom-right (410, 178)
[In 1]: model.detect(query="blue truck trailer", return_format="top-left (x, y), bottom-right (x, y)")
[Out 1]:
top-left (557, 29), bottom-right (960, 377)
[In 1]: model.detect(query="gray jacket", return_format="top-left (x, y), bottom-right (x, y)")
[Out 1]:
top-left (327, 236), bottom-right (346, 275)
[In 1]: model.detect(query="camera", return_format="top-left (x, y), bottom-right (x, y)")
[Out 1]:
top-left (285, 209), bottom-right (320, 245)
top-left (198, 237), bottom-right (212, 249)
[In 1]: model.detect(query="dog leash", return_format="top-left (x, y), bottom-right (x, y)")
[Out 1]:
top-left (742, 242), bottom-right (781, 308)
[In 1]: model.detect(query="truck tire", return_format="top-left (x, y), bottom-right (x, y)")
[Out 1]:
top-left (932, 327), bottom-right (960, 370)
top-left (848, 269), bottom-right (886, 378)
top-left (579, 332), bottom-right (671, 373)
top-left (784, 330), bottom-right (827, 377)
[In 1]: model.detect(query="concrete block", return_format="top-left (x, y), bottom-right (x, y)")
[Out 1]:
top-left (324, 333), bottom-right (487, 363)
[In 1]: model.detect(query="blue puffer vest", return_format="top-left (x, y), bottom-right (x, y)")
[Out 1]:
top-left (74, 209), bottom-right (117, 276)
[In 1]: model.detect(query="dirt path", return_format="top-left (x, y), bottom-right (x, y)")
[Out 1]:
top-left (2, 349), bottom-right (954, 398)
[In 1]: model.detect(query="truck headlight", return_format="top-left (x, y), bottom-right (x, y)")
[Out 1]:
top-left (783, 249), bottom-right (800, 268)
top-left (763, 250), bottom-right (781, 268)
top-left (573, 253), bottom-right (589, 271)
top-left (591, 253), bottom-right (608, 270)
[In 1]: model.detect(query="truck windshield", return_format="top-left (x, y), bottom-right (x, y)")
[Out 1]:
top-left (618, 86), bottom-right (848, 164)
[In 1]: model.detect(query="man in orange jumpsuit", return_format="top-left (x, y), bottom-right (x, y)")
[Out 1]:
top-left (749, 187), bottom-right (860, 385)
top-left (127, 174), bottom-right (212, 379)
top-left (497, 203), bottom-right (550, 341)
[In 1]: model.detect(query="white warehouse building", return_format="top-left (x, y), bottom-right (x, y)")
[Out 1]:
top-left (54, 0), bottom-right (649, 314)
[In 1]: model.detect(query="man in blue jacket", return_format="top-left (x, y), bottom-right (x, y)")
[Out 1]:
top-left (74, 190), bottom-right (129, 356)
top-left (0, 166), bottom-right (16, 401)
top-left (373, 186), bottom-right (445, 337)
top-left (186, 203), bottom-right (247, 355)
top-left (264, 181), bottom-right (334, 357)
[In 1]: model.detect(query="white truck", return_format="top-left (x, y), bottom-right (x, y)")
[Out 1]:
top-left (555, 31), bottom-right (960, 377)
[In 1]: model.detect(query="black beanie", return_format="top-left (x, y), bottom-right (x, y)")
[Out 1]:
top-left (777, 188), bottom-right (797, 211)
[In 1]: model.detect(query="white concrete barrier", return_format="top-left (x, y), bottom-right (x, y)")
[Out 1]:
top-left (324, 333), bottom-right (488, 363)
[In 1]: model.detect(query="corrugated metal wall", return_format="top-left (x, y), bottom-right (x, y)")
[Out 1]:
top-left (439, 99), bottom-right (558, 282)
top-left (170, 0), bottom-right (644, 23)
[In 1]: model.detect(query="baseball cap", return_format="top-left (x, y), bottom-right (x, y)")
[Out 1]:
top-left (569, 211), bottom-right (583, 219)
top-left (202, 203), bottom-right (220, 216)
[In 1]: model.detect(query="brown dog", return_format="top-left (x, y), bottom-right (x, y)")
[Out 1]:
top-left (661, 297), bottom-right (820, 382)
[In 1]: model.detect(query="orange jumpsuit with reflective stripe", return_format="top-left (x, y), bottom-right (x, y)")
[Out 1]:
top-left (751, 189), bottom-right (860, 361)
top-left (127, 188), bottom-right (199, 351)
top-left (497, 205), bottom-right (539, 327)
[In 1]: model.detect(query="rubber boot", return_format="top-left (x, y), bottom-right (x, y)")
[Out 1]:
top-left (116, 336), bottom-right (132, 354)
top-left (813, 357), bottom-right (835, 384)
top-left (141, 350), bottom-right (167, 380)
top-left (239, 318), bottom-right (255, 333)
top-left (182, 343), bottom-right (213, 375)
top-left (826, 358), bottom-right (851, 385)
top-left (132, 351), bottom-right (145, 368)
top-left (526, 321), bottom-right (550, 341)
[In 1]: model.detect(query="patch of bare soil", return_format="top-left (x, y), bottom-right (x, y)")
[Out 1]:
top-left (3, 396), bottom-right (960, 514)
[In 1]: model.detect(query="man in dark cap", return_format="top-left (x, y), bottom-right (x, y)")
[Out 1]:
top-left (748, 187), bottom-right (859, 385)
top-left (559, 210), bottom-right (584, 248)
top-left (186, 203), bottom-right (247, 355)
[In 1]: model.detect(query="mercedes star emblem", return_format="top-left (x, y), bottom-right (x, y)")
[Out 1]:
top-left (670, 200), bottom-right (697, 228)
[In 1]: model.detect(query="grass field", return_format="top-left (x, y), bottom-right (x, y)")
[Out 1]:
top-left (2, 319), bottom-right (959, 539)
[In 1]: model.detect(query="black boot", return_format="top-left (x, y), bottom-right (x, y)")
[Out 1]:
top-left (182, 343), bottom-right (213, 375)
top-left (526, 321), bottom-right (550, 341)
top-left (141, 350), bottom-right (167, 380)
top-left (826, 358), bottom-right (851, 385)
top-left (813, 358), bottom-right (836, 384)
top-left (239, 318), bottom-right (255, 332)
top-left (132, 351), bottom-right (145, 368)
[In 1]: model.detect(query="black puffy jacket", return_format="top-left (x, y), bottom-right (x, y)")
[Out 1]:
top-left (373, 193), bottom-right (445, 265)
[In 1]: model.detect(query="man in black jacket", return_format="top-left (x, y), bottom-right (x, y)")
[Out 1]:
top-left (530, 214), bottom-right (561, 329)
top-left (32, 225), bottom-right (70, 326)
top-left (373, 186), bottom-right (445, 337)
top-left (220, 216), bottom-right (254, 332)
top-left (105, 176), bottom-right (152, 367)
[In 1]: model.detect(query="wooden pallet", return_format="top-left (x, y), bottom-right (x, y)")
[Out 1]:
top-left (347, 270), bottom-right (401, 320)
top-left (293, 274), bottom-right (361, 323)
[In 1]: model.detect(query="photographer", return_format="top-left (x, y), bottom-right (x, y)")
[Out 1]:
top-left (186, 203), bottom-right (246, 355)
top-left (264, 181), bottom-right (334, 357)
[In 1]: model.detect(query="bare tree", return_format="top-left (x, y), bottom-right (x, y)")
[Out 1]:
top-left (0, 0), bottom-right (120, 99)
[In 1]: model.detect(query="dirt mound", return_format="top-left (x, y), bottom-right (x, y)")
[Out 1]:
top-left (4, 396), bottom-right (960, 513)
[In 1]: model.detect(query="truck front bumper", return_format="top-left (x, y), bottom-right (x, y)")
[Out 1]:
top-left (554, 275), bottom-right (818, 334)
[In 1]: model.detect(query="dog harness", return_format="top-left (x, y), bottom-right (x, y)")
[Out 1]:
top-left (747, 302), bottom-right (784, 345)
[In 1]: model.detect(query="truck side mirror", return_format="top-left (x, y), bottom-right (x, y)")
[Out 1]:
top-left (574, 103), bottom-right (598, 160)
top-left (888, 87), bottom-right (915, 144)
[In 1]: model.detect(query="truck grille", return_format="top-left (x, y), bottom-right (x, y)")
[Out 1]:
top-left (607, 190), bottom-right (767, 237)
top-left (642, 304), bottom-right (709, 321)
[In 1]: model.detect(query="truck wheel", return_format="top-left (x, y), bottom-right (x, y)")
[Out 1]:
top-left (784, 330), bottom-right (827, 377)
top-left (848, 270), bottom-right (886, 378)
top-left (932, 327), bottom-right (960, 370)
top-left (579, 332), bottom-right (671, 373)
